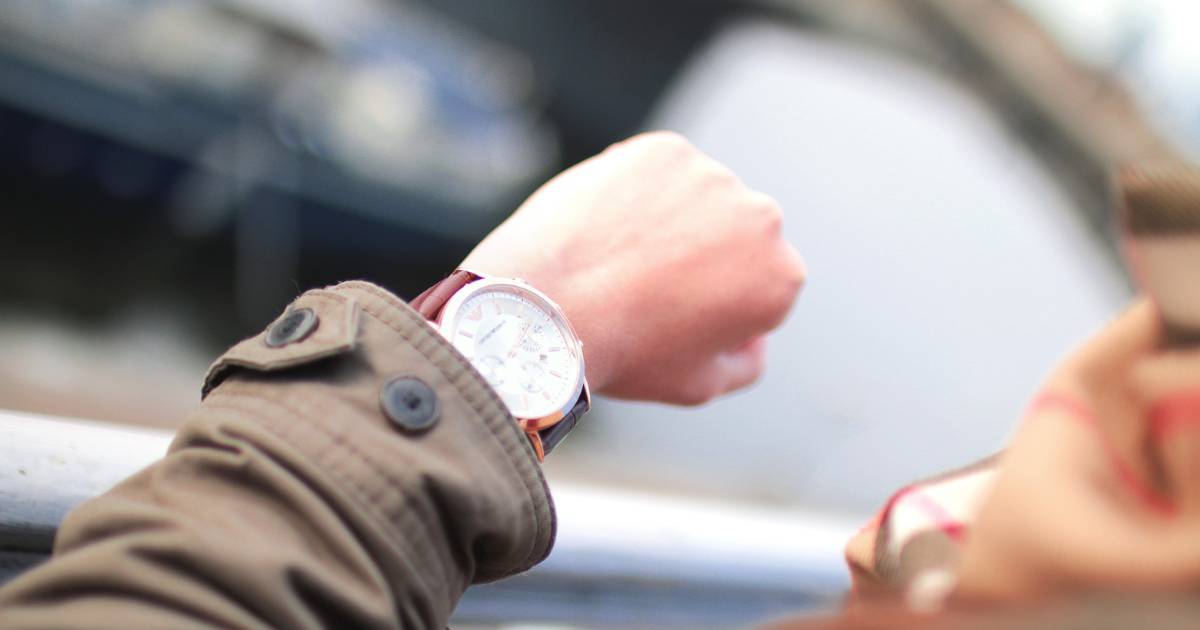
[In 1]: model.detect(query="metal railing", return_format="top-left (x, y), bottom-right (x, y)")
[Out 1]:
top-left (0, 410), bottom-right (852, 627)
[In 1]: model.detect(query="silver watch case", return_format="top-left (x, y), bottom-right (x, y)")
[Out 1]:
top-left (435, 275), bottom-right (588, 430)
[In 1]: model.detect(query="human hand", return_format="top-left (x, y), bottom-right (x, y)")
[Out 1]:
top-left (461, 131), bottom-right (806, 405)
top-left (955, 300), bottom-right (1200, 601)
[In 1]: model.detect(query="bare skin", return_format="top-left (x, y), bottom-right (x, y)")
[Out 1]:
top-left (957, 300), bottom-right (1200, 600)
top-left (463, 131), bottom-right (807, 405)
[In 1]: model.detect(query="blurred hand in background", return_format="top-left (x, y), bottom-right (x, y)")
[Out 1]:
top-left (959, 300), bottom-right (1200, 600)
top-left (463, 131), bottom-right (806, 406)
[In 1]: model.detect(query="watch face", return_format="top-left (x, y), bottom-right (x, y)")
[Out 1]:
top-left (440, 282), bottom-right (583, 419)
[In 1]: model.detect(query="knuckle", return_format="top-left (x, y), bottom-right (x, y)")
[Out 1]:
top-left (752, 352), bottom-right (769, 378)
top-left (677, 375), bottom-right (720, 407)
top-left (643, 129), bottom-right (690, 146)
top-left (703, 160), bottom-right (740, 186)
top-left (632, 130), bottom-right (694, 155)
top-left (604, 133), bottom-right (644, 154)
top-left (759, 294), bottom-right (792, 331)
top-left (740, 363), bottom-right (766, 390)
top-left (783, 246), bottom-right (808, 294)
top-left (762, 202), bottom-right (784, 235)
top-left (601, 140), bottom-right (625, 155)
top-left (758, 249), bottom-right (805, 329)
top-left (697, 168), bottom-right (737, 198)
top-left (748, 192), bottom-right (784, 228)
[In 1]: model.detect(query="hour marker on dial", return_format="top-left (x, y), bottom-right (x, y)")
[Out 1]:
top-left (443, 283), bottom-right (581, 420)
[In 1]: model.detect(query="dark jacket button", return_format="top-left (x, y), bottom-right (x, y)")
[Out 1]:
top-left (380, 377), bottom-right (440, 432)
top-left (265, 307), bottom-right (318, 347)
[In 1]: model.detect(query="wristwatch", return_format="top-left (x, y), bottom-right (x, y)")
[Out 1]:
top-left (409, 270), bottom-right (591, 461)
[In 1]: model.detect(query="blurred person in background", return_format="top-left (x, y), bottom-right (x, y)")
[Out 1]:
top-left (789, 165), bottom-right (1200, 628)
top-left (775, 296), bottom-right (1200, 629)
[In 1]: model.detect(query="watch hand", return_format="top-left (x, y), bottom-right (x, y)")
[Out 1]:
top-left (478, 320), bottom-right (507, 347)
top-left (508, 322), bottom-right (531, 359)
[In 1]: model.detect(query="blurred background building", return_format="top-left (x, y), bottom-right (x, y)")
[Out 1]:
top-left (1, 0), bottom-right (1197, 625)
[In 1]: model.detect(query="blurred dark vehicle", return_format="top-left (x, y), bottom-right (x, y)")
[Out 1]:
top-left (0, 0), bottom-right (733, 344)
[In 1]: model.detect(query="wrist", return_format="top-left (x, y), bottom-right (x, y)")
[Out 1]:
top-left (554, 301), bottom-right (617, 395)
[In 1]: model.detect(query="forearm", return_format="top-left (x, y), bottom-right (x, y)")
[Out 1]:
top-left (0, 282), bottom-right (554, 629)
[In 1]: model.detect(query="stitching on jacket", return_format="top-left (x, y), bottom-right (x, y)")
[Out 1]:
top-left (201, 396), bottom-right (455, 604)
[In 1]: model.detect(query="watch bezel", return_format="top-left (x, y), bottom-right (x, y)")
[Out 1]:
top-left (436, 276), bottom-right (587, 427)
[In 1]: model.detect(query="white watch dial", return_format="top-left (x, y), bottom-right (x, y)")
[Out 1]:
top-left (442, 286), bottom-right (581, 418)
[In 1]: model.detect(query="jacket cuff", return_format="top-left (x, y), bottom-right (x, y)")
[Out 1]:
top-left (201, 280), bottom-right (556, 582)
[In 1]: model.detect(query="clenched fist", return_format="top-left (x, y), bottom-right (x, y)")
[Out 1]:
top-left (462, 131), bottom-right (806, 405)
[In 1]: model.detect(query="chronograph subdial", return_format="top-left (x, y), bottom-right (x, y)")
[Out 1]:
top-left (473, 355), bottom-right (505, 387)
top-left (520, 361), bottom-right (545, 393)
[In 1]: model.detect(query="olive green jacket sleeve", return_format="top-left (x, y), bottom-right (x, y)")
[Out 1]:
top-left (0, 281), bottom-right (556, 629)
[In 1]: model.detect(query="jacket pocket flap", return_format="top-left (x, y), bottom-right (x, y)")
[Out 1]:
top-left (202, 291), bottom-right (361, 398)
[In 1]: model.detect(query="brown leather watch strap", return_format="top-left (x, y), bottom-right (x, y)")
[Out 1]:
top-left (534, 391), bottom-right (590, 459)
top-left (408, 270), bottom-right (481, 321)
